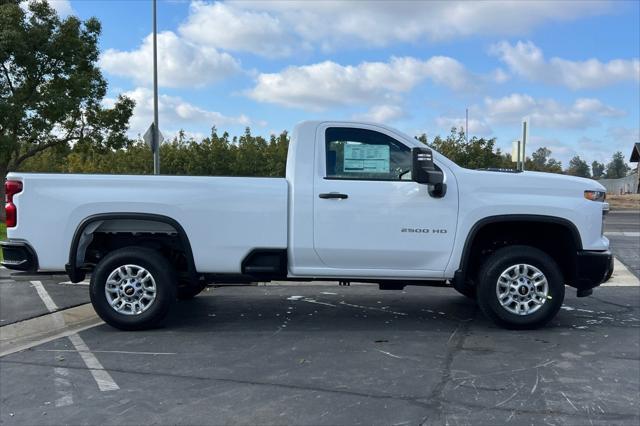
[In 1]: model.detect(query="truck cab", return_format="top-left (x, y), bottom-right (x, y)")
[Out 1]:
top-left (287, 121), bottom-right (458, 279)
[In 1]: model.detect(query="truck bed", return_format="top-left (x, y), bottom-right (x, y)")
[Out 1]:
top-left (6, 173), bottom-right (288, 273)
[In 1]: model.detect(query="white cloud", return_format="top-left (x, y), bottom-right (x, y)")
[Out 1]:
top-left (179, 1), bottom-right (294, 57)
top-left (491, 68), bottom-right (510, 84)
top-left (239, 1), bottom-right (608, 49)
top-left (247, 56), bottom-right (474, 110)
top-left (477, 94), bottom-right (625, 129)
top-left (175, 1), bottom-right (610, 56)
top-left (572, 98), bottom-right (623, 117)
top-left (491, 40), bottom-right (640, 89)
top-left (100, 31), bottom-right (241, 88)
top-left (435, 117), bottom-right (493, 136)
top-left (353, 105), bottom-right (406, 123)
top-left (109, 87), bottom-right (256, 137)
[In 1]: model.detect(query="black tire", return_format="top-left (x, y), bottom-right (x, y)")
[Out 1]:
top-left (476, 245), bottom-right (564, 330)
top-left (90, 247), bottom-right (176, 330)
top-left (176, 281), bottom-right (207, 300)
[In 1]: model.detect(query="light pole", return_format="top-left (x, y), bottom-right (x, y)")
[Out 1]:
top-left (152, 0), bottom-right (160, 175)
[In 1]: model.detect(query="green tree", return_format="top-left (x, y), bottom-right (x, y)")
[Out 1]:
top-left (605, 151), bottom-right (631, 179)
top-left (591, 161), bottom-right (605, 179)
top-left (427, 127), bottom-right (509, 170)
top-left (567, 156), bottom-right (591, 178)
top-left (0, 0), bottom-right (133, 220)
top-left (526, 147), bottom-right (562, 173)
top-left (529, 147), bottom-right (552, 170)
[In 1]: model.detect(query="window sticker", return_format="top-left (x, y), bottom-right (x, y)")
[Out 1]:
top-left (343, 143), bottom-right (390, 173)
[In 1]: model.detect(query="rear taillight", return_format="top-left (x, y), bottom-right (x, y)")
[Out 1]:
top-left (5, 180), bottom-right (23, 228)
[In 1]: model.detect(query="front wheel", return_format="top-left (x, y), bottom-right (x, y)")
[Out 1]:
top-left (476, 245), bottom-right (564, 330)
top-left (90, 247), bottom-right (176, 330)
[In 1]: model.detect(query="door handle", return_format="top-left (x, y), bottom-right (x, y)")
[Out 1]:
top-left (319, 192), bottom-right (348, 200)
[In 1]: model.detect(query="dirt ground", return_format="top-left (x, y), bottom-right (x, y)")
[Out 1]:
top-left (607, 194), bottom-right (640, 210)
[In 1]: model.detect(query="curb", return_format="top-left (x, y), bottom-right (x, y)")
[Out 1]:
top-left (0, 304), bottom-right (102, 357)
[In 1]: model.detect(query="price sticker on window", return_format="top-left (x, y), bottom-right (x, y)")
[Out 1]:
top-left (343, 144), bottom-right (390, 173)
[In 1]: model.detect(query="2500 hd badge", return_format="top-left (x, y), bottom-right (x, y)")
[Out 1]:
top-left (401, 228), bottom-right (448, 234)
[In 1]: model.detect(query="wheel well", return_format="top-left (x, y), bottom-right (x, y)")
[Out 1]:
top-left (461, 218), bottom-right (580, 287)
top-left (67, 214), bottom-right (196, 284)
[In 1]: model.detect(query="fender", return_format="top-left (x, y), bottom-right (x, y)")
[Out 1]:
top-left (453, 214), bottom-right (582, 287)
top-left (66, 213), bottom-right (197, 283)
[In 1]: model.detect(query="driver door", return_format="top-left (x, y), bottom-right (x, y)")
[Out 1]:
top-left (313, 125), bottom-right (458, 274)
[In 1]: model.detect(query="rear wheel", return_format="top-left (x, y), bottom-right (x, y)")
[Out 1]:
top-left (476, 245), bottom-right (564, 329)
top-left (90, 247), bottom-right (176, 330)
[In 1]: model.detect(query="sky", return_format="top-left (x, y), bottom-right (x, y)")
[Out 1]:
top-left (47, 0), bottom-right (639, 167)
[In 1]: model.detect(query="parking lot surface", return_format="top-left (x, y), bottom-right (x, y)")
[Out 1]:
top-left (605, 210), bottom-right (640, 278)
top-left (0, 211), bottom-right (638, 425)
top-left (0, 268), bottom-right (89, 325)
top-left (1, 282), bottom-right (639, 425)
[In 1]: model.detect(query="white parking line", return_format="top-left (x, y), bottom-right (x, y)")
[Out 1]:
top-left (67, 333), bottom-right (119, 392)
top-left (604, 231), bottom-right (640, 237)
top-left (58, 280), bottom-right (90, 286)
top-left (30, 280), bottom-right (59, 312)
top-left (602, 258), bottom-right (640, 287)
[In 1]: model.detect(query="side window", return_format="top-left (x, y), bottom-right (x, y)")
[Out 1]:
top-left (325, 127), bottom-right (411, 180)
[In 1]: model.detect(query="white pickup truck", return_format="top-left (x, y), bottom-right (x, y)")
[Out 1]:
top-left (2, 121), bottom-right (613, 330)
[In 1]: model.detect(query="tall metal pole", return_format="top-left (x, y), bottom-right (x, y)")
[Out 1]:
top-left (152, 0), bottom-right (160, 175)
top-left (465, 108), bottom-right (469, 143)
top-left (521, 120), bottom-right (527, 172)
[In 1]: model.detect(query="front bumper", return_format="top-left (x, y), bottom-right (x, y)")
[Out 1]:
top-left (0, 240), bottom-right (38, 272)
top-left (571, 249), bottom-right (613, 296)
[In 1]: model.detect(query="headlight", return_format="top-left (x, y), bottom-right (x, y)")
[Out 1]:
top-left (584, 190), bottom-right (606, 202)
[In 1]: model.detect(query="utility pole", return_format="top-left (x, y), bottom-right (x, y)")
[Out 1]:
top-left (152, 0), bottom-right (160, 175)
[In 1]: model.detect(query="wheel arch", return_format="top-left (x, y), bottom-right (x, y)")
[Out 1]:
top-left (66, 213), bottom-right (197, 283)
top-left (454, 214), bottom-right (582, 289)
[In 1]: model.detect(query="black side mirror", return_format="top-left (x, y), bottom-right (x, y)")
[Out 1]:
top-left (412, 147), bottom-right (446, 197)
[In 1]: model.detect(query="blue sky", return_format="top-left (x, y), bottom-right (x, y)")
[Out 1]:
top-left (51, 0), bottom-right (639, 167)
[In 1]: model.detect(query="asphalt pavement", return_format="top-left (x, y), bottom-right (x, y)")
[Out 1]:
top-left (605, 210), bottom-right (640, 278)
top-left (1, 284), bottom-right (638, 425)
top-left (0, 268), bottom-right (89, 326)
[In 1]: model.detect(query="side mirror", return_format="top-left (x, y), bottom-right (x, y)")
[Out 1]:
top-left (412, 147), bottom-right (446, 197)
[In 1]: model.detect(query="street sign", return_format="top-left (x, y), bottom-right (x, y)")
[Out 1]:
top-left (143, 123), bottom-right (164, 152)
